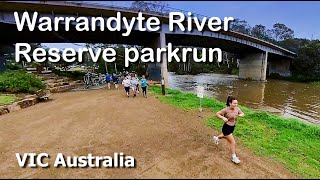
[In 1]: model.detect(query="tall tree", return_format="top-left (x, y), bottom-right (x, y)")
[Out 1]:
top-left (251, 24), bottom-right (269, 40)
top-left (271, 23), bottom-right (294, 41)
top-left (229, 18), bottom-right (252, 35)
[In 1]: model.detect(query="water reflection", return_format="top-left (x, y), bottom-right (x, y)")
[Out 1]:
top-left (168, 72), bottom-right (320, 125)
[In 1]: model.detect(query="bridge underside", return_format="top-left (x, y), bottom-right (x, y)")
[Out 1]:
top-left (0, 23), bottom-right (159, 45)
top-left (0, 22), bottom-right (292, 83)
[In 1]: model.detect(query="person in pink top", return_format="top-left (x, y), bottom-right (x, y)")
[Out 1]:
top-left (213, 96), bottom-right (245, 164)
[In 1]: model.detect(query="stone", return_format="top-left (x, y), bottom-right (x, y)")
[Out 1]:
top-left (17, 98), bottom-right (38, 109)
top-left (7, 103), bottom-right (21, 112)
top-left (36, 90), bottom-right (47, 97)
top-left (24, 94), bottom-right (37, 99)
top-left (0, 106), bottom-right (9, 115)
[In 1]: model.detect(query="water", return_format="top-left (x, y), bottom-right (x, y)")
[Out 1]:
top-left (168, 72), bottom-right (320, 125)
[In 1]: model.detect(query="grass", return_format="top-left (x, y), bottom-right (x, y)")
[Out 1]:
top-left (149, 85), bottom-right (320, 179)
top-left (0, 95), bottom-right (17, 105)
top-left (311, 81), bottom-right (320, 86)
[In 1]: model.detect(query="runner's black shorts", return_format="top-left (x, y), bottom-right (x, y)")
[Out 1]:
top-left (124, 87), bottom-right (130, 93)
top-left (222, 123), bottom-right (235, 136)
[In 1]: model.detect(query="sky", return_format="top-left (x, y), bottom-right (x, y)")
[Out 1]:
top-left (43, 1), bottom-right (320, 49)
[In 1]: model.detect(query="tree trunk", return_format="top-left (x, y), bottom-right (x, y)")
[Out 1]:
top-left (105, 61), bottom-right (108, 74)
top-left (114, 62), bottom-right (117, 73)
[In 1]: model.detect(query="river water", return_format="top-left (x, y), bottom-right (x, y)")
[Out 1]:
top-left (168, 72), bottom-right (320, 125)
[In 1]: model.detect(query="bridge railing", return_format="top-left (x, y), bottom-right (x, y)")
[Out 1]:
top-left (28, 1), bottom-right (295, 56)
top-left (66, 1), bottom-right (295, 55)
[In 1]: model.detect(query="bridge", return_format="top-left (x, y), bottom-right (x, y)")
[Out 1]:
top-left (0, 1), bottom-right (296, 86)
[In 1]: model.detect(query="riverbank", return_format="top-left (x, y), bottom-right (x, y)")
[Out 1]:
top-left (149, 86), bottom-right (320, 179)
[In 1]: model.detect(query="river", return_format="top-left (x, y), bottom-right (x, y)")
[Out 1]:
top-left (168, 72), bottom-right (320, 125)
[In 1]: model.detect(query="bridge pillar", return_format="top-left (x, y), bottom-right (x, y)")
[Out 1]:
top-left (147, 33), bottom-right (169, 87)
top-left (267, 58), bottom-right (291, 77)
top-left (239, 52), bottom-right (268, 81)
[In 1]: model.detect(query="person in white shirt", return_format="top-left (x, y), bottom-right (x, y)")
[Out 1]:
top-left (130, 76), bottom-right (139, 97)
top-left (122, 76), bottom-right (131, 97)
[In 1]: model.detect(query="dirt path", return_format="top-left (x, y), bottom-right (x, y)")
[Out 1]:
top-left (0, 87), bottom-right (298, 178)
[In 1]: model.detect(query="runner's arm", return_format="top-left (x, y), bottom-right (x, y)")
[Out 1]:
top-left (216, 109), bottom-right (228, 122)
top-left (238, 108), bottom-right (245, 117)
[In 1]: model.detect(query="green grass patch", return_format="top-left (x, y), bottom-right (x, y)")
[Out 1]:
top-left (311, 81), bottom-right (320, 86)
top-left (149, 85), bottom-right (320, 178)
top-left (0, 95), bottom-right (16, 105)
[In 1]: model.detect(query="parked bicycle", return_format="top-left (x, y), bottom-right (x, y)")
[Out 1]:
top-left (83, 72), bottom-right (106, 89)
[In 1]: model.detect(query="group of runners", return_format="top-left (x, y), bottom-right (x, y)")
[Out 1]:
top-left (105, 71), bottom-right (148, 98)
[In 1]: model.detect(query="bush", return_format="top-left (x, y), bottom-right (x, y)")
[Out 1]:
top-left (6, 63), bottom-right (22, 71)
top-left (52, 69), bottom-right (86, 80)
top-left (0, 70), bottom-right (45, 93)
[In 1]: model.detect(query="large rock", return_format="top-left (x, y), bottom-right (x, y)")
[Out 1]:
top-left (24, 94), bottom-right (37, 99)
top-left (17, 98), bottom-right (38, 109)
top-left (7, 103), bottom-right (21, 112)
top-left (35, 90), bottom-right (48, 97)
top-left (0, 106), bottom-right (9, 115)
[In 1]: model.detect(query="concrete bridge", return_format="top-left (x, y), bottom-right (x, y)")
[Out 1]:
top-left (0, 1), bottom-right (296, 86)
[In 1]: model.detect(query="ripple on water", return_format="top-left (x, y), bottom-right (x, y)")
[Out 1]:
top-left (168, 72), bottom-right (320, 125)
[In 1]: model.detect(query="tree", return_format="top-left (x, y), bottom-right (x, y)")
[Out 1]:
top-left (229, 18), bottom-right (252, 35)
top-left (291, 40), bottom-right (320, 81)
top-left (131, 1), bottom-right (169, 14)
top-left (278, 38), bottom-right (310, 53)
top-left (251, 24), bottom-right (269, 40)
top-left (271, 23), bottom-right (294, 41)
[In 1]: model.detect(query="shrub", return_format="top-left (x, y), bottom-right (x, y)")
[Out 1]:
top-left (5, 63), bottom-right (22, 71)
top-left (52, 69), bottom-right (86, 80)
top-left (0, 70), bottom-right (45, 93)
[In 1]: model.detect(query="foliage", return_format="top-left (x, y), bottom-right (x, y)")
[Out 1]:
top-left (5, 63), bottom-right (23, 71)
top-left (131, 1), bottom-right (169, 14)
top-left (52, 69), bottom-right (86, 80)
top-left (230, 18), bottom-right (252, 35)
top-left (264, 39), bottom-right (320, 82)
top-left (0, 70), bottom-right (45, 93)
top-left (288, 40), bottom-right (320, 82)
top-left (271, 23), bottom-right (294, 41)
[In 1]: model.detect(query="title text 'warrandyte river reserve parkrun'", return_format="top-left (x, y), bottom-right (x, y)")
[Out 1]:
top-left (13, 11), bottom-right (234, 66)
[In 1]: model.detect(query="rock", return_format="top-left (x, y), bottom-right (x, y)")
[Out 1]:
top-left (49, 87), bottom-right (59, 93)
top-left (24, 94), bottom-right (37, 99)
top-left (17, 98), bottom-right (38, 109)
top-left (0, 106), bottom-right (9, 115)
top-left (36, 90), bottom-right (47, 97)
top-left (47, 83), bottom-right (55, 88)
top-left (7, 103), bottom-right (21, 112)
top-left (56, 79), bottom-right (65, 83)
